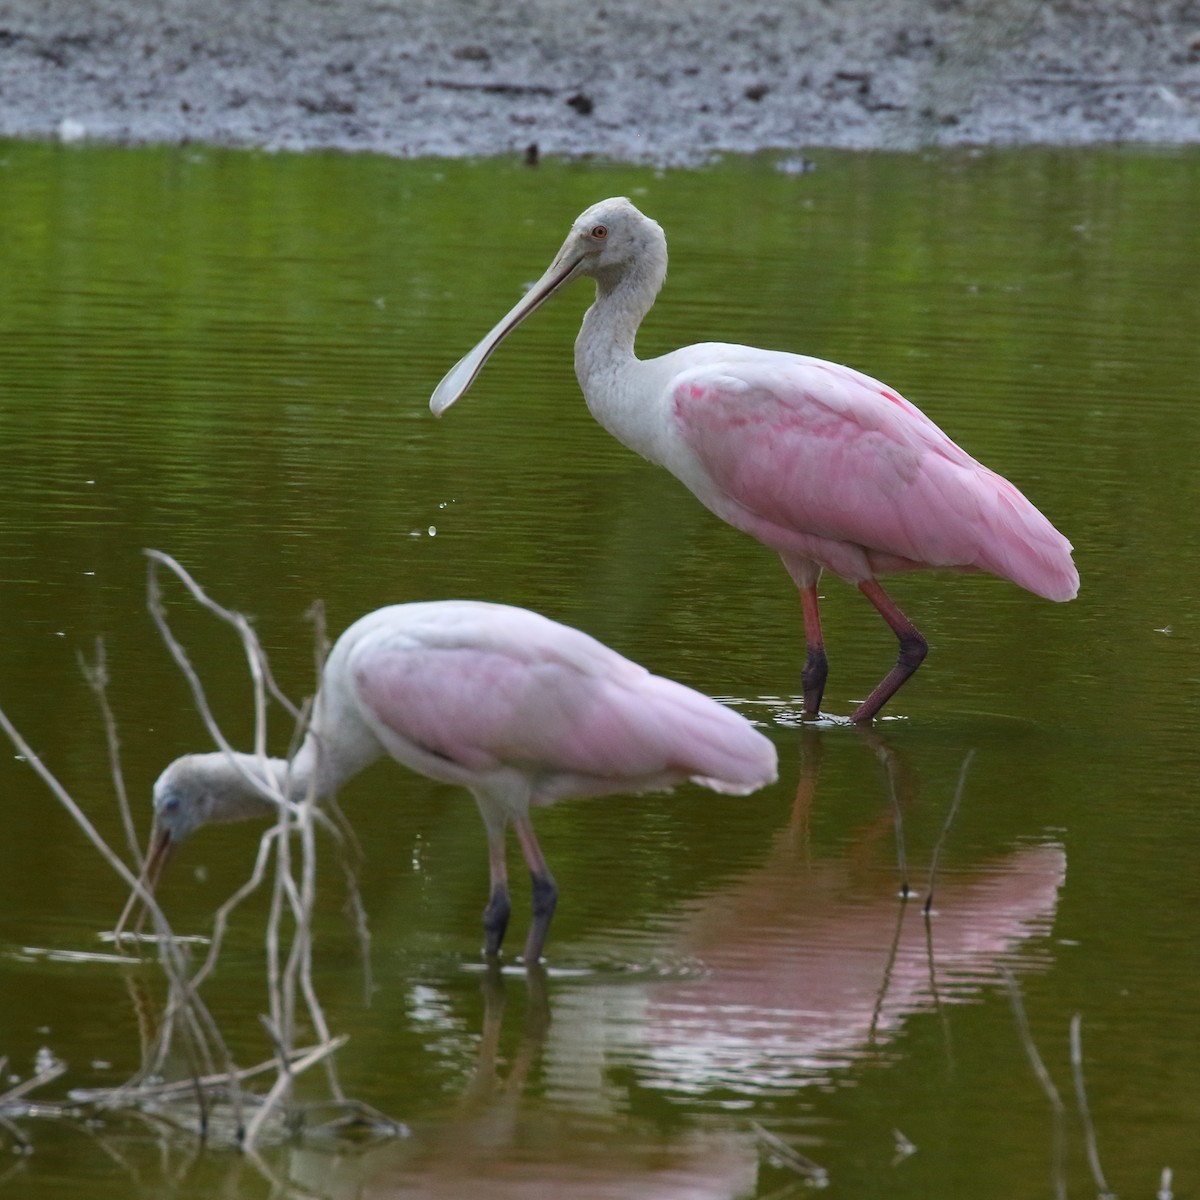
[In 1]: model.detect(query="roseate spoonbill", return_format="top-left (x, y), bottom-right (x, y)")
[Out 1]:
top-left (429, 198), bottom-right (1079, 721)
top-left (147, 600), bottom-right (777, 962)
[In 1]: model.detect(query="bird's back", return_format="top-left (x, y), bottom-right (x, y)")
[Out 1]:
top-left (659, 350), bottom-right (1078, 600)
top-left (337, 601), bottom-right (777, 802)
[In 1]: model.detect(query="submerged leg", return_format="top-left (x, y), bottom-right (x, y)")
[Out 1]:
top-left (852, 580), bottom-right (928, 723)
top-left (513, 815), bottom-right (558, 965)
top-left (799, 583), bottom-right (829, 714)
top-left (783, 556), bottom-right (828, 715)
top-left (477, 801), bottom-right (512, 957)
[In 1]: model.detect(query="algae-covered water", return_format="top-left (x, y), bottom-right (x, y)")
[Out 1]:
top-left (1, 141), bottom-right (1198, 1198)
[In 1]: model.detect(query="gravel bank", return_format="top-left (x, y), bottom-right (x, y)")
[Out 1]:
top-left (1, 0), bottom-right (1198, 162)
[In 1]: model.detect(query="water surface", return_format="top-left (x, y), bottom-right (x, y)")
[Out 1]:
top-left (1, 141), bottom-right (1198, 1198)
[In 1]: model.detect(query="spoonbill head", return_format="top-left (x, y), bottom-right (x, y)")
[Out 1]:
top-left (430, 197), bottom-right (665, 416)
top-left (429, 198), bottom-right (1078, 723)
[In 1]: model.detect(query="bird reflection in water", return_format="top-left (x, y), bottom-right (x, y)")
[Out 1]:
top-left (620, 732), bottom-right (1065, 1096)
top-left (281, 731), bottom-right (1066, 1199)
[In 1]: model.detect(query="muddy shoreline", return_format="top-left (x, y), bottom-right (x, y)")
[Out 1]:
top-left (1, 0), bottom-right (1198, 163)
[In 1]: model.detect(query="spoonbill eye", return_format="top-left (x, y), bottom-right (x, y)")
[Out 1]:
top-left (591, 224), bottom-right (608, 239)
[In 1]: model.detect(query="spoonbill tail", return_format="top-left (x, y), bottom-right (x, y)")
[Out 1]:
top-left (148, 600), bottom-right (777, 963)
top-left (430, 197), bottom-right (1079, 721)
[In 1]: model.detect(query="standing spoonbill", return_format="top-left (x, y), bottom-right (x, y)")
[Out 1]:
top-left (430, 198), bottom-right (1079, 722)
top-left (147, 600), bottom-right (777, 963)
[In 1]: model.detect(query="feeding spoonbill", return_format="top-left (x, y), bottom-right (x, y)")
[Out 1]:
top-left (147, 600), bottom-right (777, 963)
top-left (430, 197), bottom-right (1078, 722)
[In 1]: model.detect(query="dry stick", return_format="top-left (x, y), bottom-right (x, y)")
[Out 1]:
top-left (142, 564), bottom-right (313, 1134)
top-left (1069, 1013), bottom-right (1114, 1199)
top-left (71, 1042), bottom-right (343, 1103)
top-left (272, 791), bottom-right (342, 1107)
top-left (254, 1014), bottom-right (299, 1141)
top-left (284, 692), bottom-right (370, 895)
top-left (264, 764), bottom-right (294, 1094)
top-left (182, 565), bottom-right (337, 1093)
top-left (312, 780), bottom-right (373, 1005)
top-left (0, 1063), bottom-right (67, 1108)
top-left (148, 553), bottom-right (342, 1140)
top-left (149, 564), bottom-right (295, 975)
top-left (0, 696), bottom-right (232, 1121)
top-left (867, 893), bottom-right (908, 1048)
top-left (56, 1111), bottom-right (148, 1186)
top-left (0, 1113), bottom-right (31, 1151)
top-left (78, 639), bottom-right (143, 872)
top-left (883, 749), bottom-right (910, 898)
top-left (0, 710), bottom-right (170, 943)
top-left (924, 749), bottom-right (976, 916)
top-left (145, 550), bottom-right (306, 727)
top-left (137, 950), bottom-right (241, 1133)
top-left (242, 1035), bottom-right (349, 1150)
top-left (189, 828), bottom-right (283, 995)
top-left (144, 556), bottom-right (301, 819)
top-left (1002, 969), bottom-right (1067, 1200)
top-left (924, 910), bottom-right (954, 1070)
top-left (287, 604), bottom-right (348, 1100)
top-left (144, 552), bottom-right (311, 1134)
top-left (241, 1149), bottom-right (327, 1200)
top-left (286, 797), bottom-right (329, 1078)
top-left (173, 1000), bottom-right (215, 1141)
top-left (750, 1121), bottom-right (829, 1186)
top-left (278, 787), bottom-right (308, 1051)
top-left (131, 899), bottom-right (247, 1140)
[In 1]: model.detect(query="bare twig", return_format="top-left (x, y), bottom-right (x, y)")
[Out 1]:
top-left (0, 707), bottom-right (170, 949)
top-left (1003, 970), bottom-right (1063, 1111)
top-left (70, 1040), bottom-right (346, 1104)
top-left (1002, 969), bottom-right (1066, 1200)
top-left (145, 550), bottom-right (305, 726)
top-left (78, 638), bottom-right (142, 871)
top-left (0, 1112), bottom-right (31, 1151)
top-left (249, 1014), bottom-right (299, 1147)
top-left (879, 745), bottom-right (910, 897)
top-left (1070, 1013), bottom-right (1114, 1199)
top-left (242, 1036), bottom-right (349, 1150)
top-left (868, 889), bottom-right (908, 1047)
top-left (0, 1063), bottom-right (68, 1108)
top-left (143, 552), bottom-right (300, 818)
top-left (751, 1120), bottom-right (830, 1186)
top-left (146, 552), bottom-right (348, 1139)
top-left (924, 749), bottom-right (975, 916)
top-left (1, 555), bottom-right (396, 1157)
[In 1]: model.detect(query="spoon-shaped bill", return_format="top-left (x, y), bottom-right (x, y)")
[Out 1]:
top-left (429, 250), bottom-right (583, 416)
top-left (111, 824), bottom-right (174, 940)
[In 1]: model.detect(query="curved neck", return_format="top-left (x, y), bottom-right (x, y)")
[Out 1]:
top-left (213, 750), bottom-right (320, 816)
top-left (575, 255), bottom-right (664, 396)
top-left (199, 727), bottom-right (379, 824)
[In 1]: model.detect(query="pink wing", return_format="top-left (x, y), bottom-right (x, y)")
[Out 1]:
top-left (350, 605), bottom-right (777, 801)
top-left (671, 356), bottom-right (1078, 601)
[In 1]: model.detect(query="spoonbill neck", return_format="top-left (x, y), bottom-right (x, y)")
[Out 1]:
top-left (575, 256), bottom-right (665, 396)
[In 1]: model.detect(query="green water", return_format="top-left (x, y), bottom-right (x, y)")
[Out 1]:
top-left (1, 140), bottom-right (1198, 1198)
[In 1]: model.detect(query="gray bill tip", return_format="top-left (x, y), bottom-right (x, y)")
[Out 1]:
top-left (429, 354), bottom-right (475, 416)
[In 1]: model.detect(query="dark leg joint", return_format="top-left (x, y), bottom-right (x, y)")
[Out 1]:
top-left (897, 631), bottom-right (928, 672)
top-left (530, 872), bottom-right (558, 923)
top-left (802, 646), bottom-right (829, 714)
top-left (482, 886), bottom-right (511, 957)
top-left (522, 871), bottom-right (558, 965)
